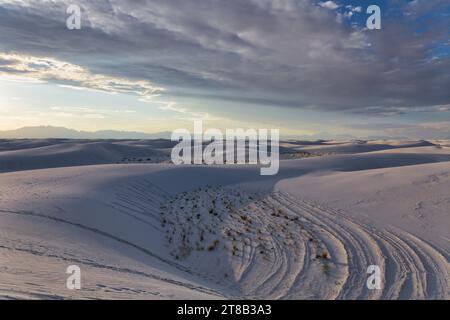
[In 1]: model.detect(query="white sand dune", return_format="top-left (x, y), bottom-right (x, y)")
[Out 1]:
top-left (292, 140), bottom-right (438, 154)
top-left (0, 140), bottom-right (448, 299)
top-left (0, 140), bottom-right (171, 173)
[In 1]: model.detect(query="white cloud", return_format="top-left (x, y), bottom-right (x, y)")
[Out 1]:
top-left (419, 121), bottom-right (450, 130)
top-left (155, 101), bottom-right (223, 122)
top-left (345, 5), bottom-right (362, 13)
top-left (344, 5), bottom-right (362, 18)
top-left (1, 0), bottom-right (448, 116)
top-left (437, 105), bottom-right (450, 112)
top-left (49, 106), bottom-right (140, 119)
top-left (0, 53), bottom-right (164, 100)
top-left (319, 1), bottom-right (339, 10)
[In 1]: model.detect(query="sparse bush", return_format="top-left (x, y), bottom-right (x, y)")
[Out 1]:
top-left (232, 244), bottom-right (238, 256)
top-left (207, 240), bottom-right (220, 251)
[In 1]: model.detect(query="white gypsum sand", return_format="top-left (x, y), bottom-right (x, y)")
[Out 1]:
top-left (0, 139), bottom-right (448, 299)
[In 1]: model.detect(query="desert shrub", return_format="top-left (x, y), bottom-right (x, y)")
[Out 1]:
top-left (207, 240), bottom-right (220, 251)
top-left (232, 244), bottom-right (238, 256)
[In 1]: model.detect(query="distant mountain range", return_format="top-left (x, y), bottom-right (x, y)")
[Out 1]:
top-left (0, 126), bottom-right (420, 141)
top-left (0, 126), bottom-right (172, 139)
top-left (282, 133), bottom-right (357, 141)
top-left (0, 125), bottom-right (353, 140)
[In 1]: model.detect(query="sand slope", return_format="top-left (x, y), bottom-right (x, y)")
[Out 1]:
top-left (0, 140), bottom-right (449, 299)
top-left (0, 140), bottom-right (171, 173)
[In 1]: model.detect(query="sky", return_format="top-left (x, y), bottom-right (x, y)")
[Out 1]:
top-left (0, 0), bottom-right (449, 139)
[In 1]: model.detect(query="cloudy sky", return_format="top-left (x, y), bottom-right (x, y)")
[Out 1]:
top-left (0, 0), bottom-right (449, 138)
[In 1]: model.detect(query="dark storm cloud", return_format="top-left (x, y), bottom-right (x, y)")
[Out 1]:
top-left (0, 0), bottom-right (449, 113)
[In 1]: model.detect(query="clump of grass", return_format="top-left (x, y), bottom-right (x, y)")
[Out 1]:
top-left (232, 244), bottom-right (238, 256)
top-left (207, 240), bottom-right (220, 251)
